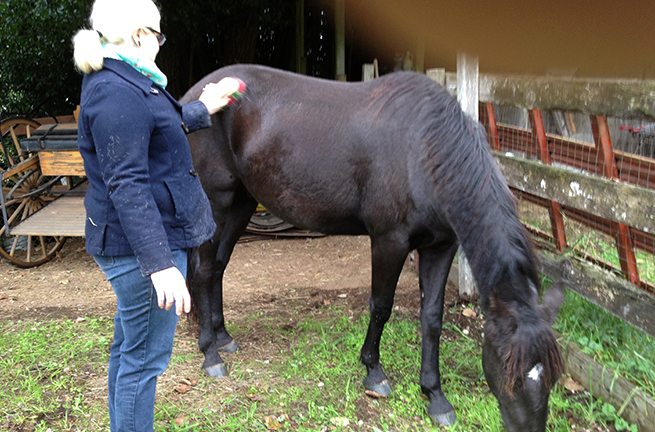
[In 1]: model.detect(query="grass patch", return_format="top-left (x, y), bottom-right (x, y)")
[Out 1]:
top-left (1, 299), bottom-right (636, 431)
top-left (0, 317), bottom-right (113, 431)
top-left (552, 283), bottom-right (655, 398)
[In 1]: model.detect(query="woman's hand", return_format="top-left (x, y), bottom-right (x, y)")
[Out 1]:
top-left (150, 267), bottom-right (191, 315)
top-left (198, 77), bottom-right (243, 115)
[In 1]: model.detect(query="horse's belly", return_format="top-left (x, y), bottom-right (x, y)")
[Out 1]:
top-left (256, 196), bottom-right (368, 236)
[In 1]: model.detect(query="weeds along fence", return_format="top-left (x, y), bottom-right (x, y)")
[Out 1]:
top-left (435, 71), bottom-right (655, 339)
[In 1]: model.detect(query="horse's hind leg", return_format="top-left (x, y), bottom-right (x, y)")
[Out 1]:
top-left (360, 235), bottom-right (409, 396)
top-left (417, 241), bottom-right (458, 427)
top-left (192, 189), bottom-right (257, 378)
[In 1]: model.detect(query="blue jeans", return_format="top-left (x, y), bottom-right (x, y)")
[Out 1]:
top-left (94, 250), bottom-right (188, 432)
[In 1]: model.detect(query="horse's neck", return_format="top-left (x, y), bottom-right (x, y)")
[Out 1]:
top-left (449, 188), bottom-right (537, 307)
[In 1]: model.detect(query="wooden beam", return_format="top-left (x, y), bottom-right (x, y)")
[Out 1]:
top-left (479, 74), bottom-right (655, 119)
top-left (492, 152), bottom-right (655, 235)
top-left (334, 0), bottom-right (346, 81)
top-left (457, 53), bottom-right (479, 299)
top-left (415, 35), bottom-right (425, 73)
top-left (529, 110), bottom-right (568, 252)
top-left (457, 52), bottom-right (479, 122)
top-left (590, 115), bottom-right (640, 285)
top-left (539, 248), bottom-right (655, 338)
top-left (484, 103), bottom-right (501, 151)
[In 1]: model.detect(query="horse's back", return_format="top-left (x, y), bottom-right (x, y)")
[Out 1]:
top-left (185, 65), bottom-right (448, 236)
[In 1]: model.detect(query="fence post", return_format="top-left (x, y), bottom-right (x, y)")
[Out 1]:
top-left (529, 109), bottom-right (567, 251)
top-left (457, 52), bottom-right (479, 299)
top-left (590, 115), bottom-right (640, 285)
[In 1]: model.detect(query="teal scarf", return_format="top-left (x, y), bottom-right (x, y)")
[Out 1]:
top-left (103, 44), bottom-right (168, 88)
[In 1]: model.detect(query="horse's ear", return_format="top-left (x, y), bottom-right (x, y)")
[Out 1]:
top-left (489, 290), bottom-right (515, 324)
top-left (541, 281), bottom-right (565, 326)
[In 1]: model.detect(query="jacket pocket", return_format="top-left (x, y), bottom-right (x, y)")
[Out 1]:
top-left (85, 220), bottom-right (107, 252)
top-left (164, 177), bottom-right (205, 226)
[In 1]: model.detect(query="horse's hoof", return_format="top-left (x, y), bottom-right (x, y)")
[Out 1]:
top-left (429, 410), bottom-right (457, 427)
top-left (364, 379), bottom-right (392, 398)
top-left (203, 363), bottom-right (228, 378)
top-left (218, 340), bottom-right (239, 353)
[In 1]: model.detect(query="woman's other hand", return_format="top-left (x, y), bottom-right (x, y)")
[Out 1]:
top-left (150, 267), bottom-right (191, 315)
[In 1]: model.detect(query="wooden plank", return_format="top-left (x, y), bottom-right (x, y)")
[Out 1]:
top-left (34, 115), bottom-right (76, 125)
top-left (479, 74), bottom-right (655, 119)
top-left (538, 248), bottom-right (655, 338)
top-left (39, 151), bottom-right (86, 176)
top-left (559, 334), bottom-right (655, 432)
top-left (10, 194), bottom-right (86, 237)
top-left (492, 152), bottom-right (655, 234)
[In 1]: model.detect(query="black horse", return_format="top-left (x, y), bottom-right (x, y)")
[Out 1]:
top-left (182, 64), bottom-right (565, 431)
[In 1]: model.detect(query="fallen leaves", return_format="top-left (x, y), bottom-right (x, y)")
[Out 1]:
top-left (248, 393), bottom-right (263, 401)
top-left (564, 376), bottom-right (585, 393)
top-left (174, 378), bottom-right (198, 394)
top-left (174, 384), bottom-right (191, 394)
top-left (461, 307), bottom-right (477, 318)
top-left (173, 415), bottom-right (188, 426)
top-left (264, 414), bottom-right (288, 430)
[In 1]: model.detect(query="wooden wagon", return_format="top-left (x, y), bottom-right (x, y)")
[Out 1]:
top-left (1, 116), bottom-right (86, 267)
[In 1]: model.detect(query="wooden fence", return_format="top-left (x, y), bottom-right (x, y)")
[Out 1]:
top-left (431, 69), bottom-right (655, 339)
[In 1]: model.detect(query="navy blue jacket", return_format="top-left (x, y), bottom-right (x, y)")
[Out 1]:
top-left (78, 58), bottom-right (216, 276)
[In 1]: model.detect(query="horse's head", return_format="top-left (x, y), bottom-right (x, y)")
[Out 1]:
top-left (481, 282), bottom-right (565, 432)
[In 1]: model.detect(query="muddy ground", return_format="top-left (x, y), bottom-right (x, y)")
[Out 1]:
top-left (0, 235), bottom-right (471, 329)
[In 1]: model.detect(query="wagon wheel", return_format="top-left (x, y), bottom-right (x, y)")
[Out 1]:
top-left (1, 117), bottom-right (67, 267)
top-left (246, 209), bottom-right (294, 234)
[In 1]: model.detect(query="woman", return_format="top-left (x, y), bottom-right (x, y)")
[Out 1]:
top-left (73, 1), bottom-right (231, 430)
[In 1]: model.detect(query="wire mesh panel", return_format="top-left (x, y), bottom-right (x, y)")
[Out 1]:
top-left (480, 101), bottom-right (655, 292)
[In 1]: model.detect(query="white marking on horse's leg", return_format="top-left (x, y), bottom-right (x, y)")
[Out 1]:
top-left (528, 363), bottom-right (543, 382)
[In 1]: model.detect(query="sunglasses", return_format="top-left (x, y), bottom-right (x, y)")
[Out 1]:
top-left (146, 27), bottom-right (166, 46)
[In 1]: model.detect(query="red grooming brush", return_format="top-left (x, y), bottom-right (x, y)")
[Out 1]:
top-left (220, 77), bottom-right (246, 106)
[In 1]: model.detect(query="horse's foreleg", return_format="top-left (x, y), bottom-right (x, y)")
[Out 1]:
top-left (417, 241), bottom-right (458, 427)
top-left (360, 236), bottom-right (408, 397)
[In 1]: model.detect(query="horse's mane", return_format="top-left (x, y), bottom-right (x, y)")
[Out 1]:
top-left (368, 72), bottom-right (563, 389)
top-left (369, 72), bottom-right (538, 304)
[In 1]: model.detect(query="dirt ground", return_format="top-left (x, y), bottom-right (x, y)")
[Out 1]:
top-left (0, 235), bottom-right (469, 327)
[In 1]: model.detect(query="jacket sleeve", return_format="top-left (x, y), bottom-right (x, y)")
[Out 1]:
top-left (85, 82), bottom-right (176, 276)
top-left (181, 100), bottom-right (211, 133)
